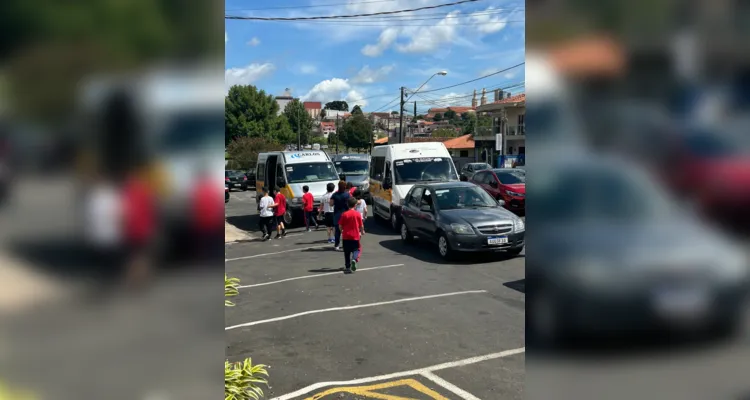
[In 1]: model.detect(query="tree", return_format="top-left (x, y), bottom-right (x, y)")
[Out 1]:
top-left (225, 85), bottom-right (293, 146)
top-left (462, 113), bottom-right (492, 135)
top-left (283, 99), bottom-right (314, 147)
top-left (320, 108), bottom-right (326, 119)
top-left (433, 113), bottom-right (443, 121)
top-left (410, 116), bottom-right (417, 123)
top-left (390, 111), bottom-right (398, 116)
top-left (225, 137), bottom-right (284, 170)
top-left (351, 105), bottom-right (363, 115)
top-left (324, 100), bottom-right (348, 111)
top-left (340, 113), bottom-right (372, 150)
top-left (416, 114), bottom-right (425, 120)
top-left (432, 128), bottom-right (457, 138)
top-left (443, 109), bottom-right (457, 120)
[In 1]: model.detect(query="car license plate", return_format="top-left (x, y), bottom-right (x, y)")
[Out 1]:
top-left (487, 236), bottom-right (508, 245)
top-left (652, 287), bottom-right (709, 318)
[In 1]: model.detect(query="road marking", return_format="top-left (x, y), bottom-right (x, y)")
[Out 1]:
top-left (271, 347), bottom-right (526, 400)
top-left (238, 264), bottom-right (405, 289)
top-left (225, 245), bottom-right (330, 262)
top-left (420, 372), bottom-right (481, 400)
top-left (303, 378), bottom-right (449, 400)
top-left (225, 290), bottom-right (487, 331)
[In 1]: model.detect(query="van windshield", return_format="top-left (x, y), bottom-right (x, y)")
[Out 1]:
top-left (335, 160), bottom-right (369, 175)
top-left (394, 157), bottom-right (458, 184)
top-left (285, 162), bottom-right (339, 183)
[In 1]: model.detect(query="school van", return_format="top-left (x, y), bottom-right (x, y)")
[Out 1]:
top-left (369, 142), bottom-right (459, 230)
top-left (255, 150), bottom-right (340, 225)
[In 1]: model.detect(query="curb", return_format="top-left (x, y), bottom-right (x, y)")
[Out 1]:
top-left (225, 221), bottom-right (255, 244)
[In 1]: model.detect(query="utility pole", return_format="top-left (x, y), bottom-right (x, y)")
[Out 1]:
top-left (413, 101), bottom-right (417, 118)
top-left (398, 86), bottom-right (405, 144)
top-left (335, 114), bottom-right (339, 154)
top-left (297, 105), bottom-right (302, 151)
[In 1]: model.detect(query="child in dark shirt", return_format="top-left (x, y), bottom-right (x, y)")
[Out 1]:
top-left (338, 197), bottom-right (365, 273)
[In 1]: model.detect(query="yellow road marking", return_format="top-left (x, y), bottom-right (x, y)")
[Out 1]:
top-left (303, 378), bottom-right (449, 400)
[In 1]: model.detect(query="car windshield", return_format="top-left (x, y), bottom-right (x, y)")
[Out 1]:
top-left (470, 164), bottom-right (490, 171)
top-left (335, 160), bottom-right (369, 175)
top-left (494, 171), bottom-right (525, 184)
top-left (226, 170), bottom-right (243, 177)
top-left (435, 186), bottom-right (499, 210)
top-left (285, 162), bottom-right (339, 183)
top-left (394, 157), bottom-right (458, 184)
top-left (535, 164), bottom-right (672, 222)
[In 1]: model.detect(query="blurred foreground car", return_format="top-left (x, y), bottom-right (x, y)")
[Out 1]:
top-left (471, 168), bottom-right (525, 213)
top-left (400, 182), bottom-right (525, 260)
top-left (528, 155), bottom-right (749, 346)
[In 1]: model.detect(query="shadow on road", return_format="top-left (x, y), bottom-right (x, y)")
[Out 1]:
top-left (378, 238), bottom-right (522, 265)
top-left (8, 238), bottom-right (123, 282)
top-left (503, 279), bottom-right (525, 294)
top-left (226, 214), bottom-right (260, 233)
top-left (309, 267), bottom-right (344, 273)
top-left (363, 218), bottom-right (396, 236)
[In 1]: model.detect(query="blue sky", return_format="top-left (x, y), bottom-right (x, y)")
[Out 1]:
top-left (225, 0), bottom-right (525, 113)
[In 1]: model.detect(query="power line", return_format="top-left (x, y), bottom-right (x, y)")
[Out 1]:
top-left (417, 62), bottom-right (524, 94)
top-left (226, 0), bottom-right (482, 20)
top-left (250, 20), bottom-right (524, 27)
top-left (226, 0), bottom-right (399, 11)
top-left (282, 9), bottom-right (521, 22)
top-left (415, 82), bottom-right (525, 104)
top-left (371, 95), bottom-right (401, 112)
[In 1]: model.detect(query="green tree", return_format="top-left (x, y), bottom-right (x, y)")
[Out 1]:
top-left (283, 99), bottom-right (313, 146)
top-left (443, 109), bottom-right (457, 120)
top-left (461, 113), bottom-right (492, 135)
top-left (351, 105), bottom-right (363, 115)
top-left (390, 111), bottom-right (398, 116)
top-left (432, 128), bottom-right (457, 138)
top-left (320, 108), bottom-right (327, 119)
top-left (416, 114), bottom-right (425, 120)
top-left (225, 85), bottom-right (293, 145)
top-left (225, 137), bottom-right (284, 170)
top-left (324, 100), bottom-right (348, 111)
top-left (433, 113), bottom-right (443, 121)
top-left (340, 113), bottom-right (372, 150)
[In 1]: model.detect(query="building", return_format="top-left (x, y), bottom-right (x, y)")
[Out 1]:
top-left (319, 121), bottom-right (336, 138)
top-left (303, 102), bottom-right (322, 119)
top-left (274, 88), bottom-right (297, 116)
top-left (443, 134), bottom-right (476, 170)
top-left (426, 106), bottom-right (476, 115)
top-left (322, 109), bottom-right (349, 120)
top-left (475, 92), bottom-right (525, 167)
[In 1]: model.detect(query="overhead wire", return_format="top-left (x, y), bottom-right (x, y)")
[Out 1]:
top-left (226, 0), bottom-right (482, 20)
top-left (416, 63), bottom-right (524, 95)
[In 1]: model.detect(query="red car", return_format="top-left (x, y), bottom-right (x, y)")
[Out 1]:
top-left (470, 168), bottom-right (525, 213)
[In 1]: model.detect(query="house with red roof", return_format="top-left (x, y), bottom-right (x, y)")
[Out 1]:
top-left (303, 101), bottom-right (322, 119)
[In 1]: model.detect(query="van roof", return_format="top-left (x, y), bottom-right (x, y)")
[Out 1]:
top-left (332, 154), bottom-right (370, 160)
top-left (373, 141), bottom-right (450, 159)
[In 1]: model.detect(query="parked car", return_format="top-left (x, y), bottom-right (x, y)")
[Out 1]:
top-left (471, 168), bottom-right (525, 213)
top-left (400, 182), bottom-right (525, 260)
top-left (225, 170), bottom-right (248, 191)
top-left (225, 182), bottom-right (230, 203)
top-left (528, 154), bottom-right (749, 347)
top-left (459, 162), bottom-right (491, 181)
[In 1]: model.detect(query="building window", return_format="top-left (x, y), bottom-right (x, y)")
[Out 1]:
top-left (460, 150), bottom-right (469, 157)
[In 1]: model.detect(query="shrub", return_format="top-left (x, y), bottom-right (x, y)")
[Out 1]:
top-left (225, 274), bottom-right (270, 399)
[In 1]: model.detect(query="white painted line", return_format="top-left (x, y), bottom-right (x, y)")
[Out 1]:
top-left (225, 290), bottom-right (487, 331)
top-left (270, 347), bottom-right (526, 400)
top-left (420, 371), bottom-right (482, 400)
top-left (225, 245), bottom-right (329, 262)
top-left (238, 264), bottom-right (406, 289)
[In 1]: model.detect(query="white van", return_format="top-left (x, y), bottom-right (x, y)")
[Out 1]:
top-left (255, 150), bottom-right (340, 225)
top-left (369, 142), bottom-right (459, 230)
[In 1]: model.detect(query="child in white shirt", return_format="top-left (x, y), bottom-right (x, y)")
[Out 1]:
top-left (258, 187), bottom-right (275, 241)
top-left (353, 189), bottom-right (367, 220)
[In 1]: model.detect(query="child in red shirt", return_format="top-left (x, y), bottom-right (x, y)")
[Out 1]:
top-left (347, 181), bottom-right (356, 196)
top-left (302, 185), bottom-right (319, 232)
top-left (270, 186), bottom-right (288, 238)
top-left (338, 197), bottom-right (365, 273)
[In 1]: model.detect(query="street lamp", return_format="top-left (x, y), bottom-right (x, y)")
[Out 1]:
top-left (399, 71), bottom-right (447, 143)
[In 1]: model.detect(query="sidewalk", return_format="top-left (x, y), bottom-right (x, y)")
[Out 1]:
top-left (0, 253), bottom-right (70, 315)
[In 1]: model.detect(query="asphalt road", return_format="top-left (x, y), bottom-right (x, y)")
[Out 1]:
top-left (225, 188), bottom-right (526, 400)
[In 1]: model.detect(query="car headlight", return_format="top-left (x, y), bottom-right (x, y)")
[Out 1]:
top-left (514, 218), bottom-right (525, 232)
top-left (450, 223), bottom-right (473, 235)
top-left (360, 181), bottom-right (370, 190)
top-left (506, 190), bottom-right (524, 197)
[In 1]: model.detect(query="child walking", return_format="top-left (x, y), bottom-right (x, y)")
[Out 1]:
top-left (270, 186), bottom-right (287, 239)
top-left (302, 185), bottom-right (319, 232)
top-left (257, 187), bottom-right (275, 241)
top-left (319, 182), bottom-right (335, 243)
top-left (338, 197), bottom-right (365, 274)
top-left (352, 189), bottom-right (367, 220)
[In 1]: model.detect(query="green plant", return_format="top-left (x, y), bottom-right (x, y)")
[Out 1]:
top-left (225, 275), bottom-right (270, 399)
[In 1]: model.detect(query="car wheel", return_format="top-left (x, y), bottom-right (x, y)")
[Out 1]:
top-left (528, 283), bottom-right (564, 349)
top-left (437, 234), bottom-right (453, 260)
top-left (283, 209), bottom-right (294, 226)
top-left (401, 222), bottom-right (414, 244)
top-left (390, 210), bottom-right (400, 232)
top-left (506, 246), bottom-right (523, 257)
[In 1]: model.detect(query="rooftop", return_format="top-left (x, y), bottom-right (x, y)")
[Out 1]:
top-left (492, 93), bottom-right (525, 105)
top-left (304, 101), bottom-right (322, 110)
top-left (428, 106), bottom-right (475, 114)
top-left (443, 134), bottom-right (475, 149)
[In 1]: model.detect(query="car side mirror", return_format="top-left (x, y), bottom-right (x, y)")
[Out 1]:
top-left (460, 175), bottom-right (468, 182)
top-left (374, 173), bottom-right (383, 181)
top-left (497, 199), bottom-right (506, 207)
top-left (339, 173), bottom-right (345, 180)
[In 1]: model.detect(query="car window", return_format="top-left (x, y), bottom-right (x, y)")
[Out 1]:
top-left (435, 186), bottom-right (498, 210)
top-left (495, 171), bottom-right (525, 184)
top-left (420, 189), bottom-right (433, 210)
top-left (408, 187), bottom-right (424, 207)
top-left (472, 171), bottom-right (484, 183)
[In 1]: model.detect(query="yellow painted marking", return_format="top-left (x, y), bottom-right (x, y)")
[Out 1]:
top-left (304, 378), bottom-right (449, 400)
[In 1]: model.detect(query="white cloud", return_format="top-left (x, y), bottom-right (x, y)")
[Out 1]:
top-left (469, 7), bottom-right (511, 34)
top-left (361, 28), bottom-right (398, 57)
top-left (299, 64), bottom-right (317, 74)
top-left (351, 65), bottom-right (394, 84)
top-left (301, 78), bottom-right (371, 109)
top-left (225, 63), bottom-right (275, 89)
top-left (396, 11), bottom-right (461, 54)
top-left (247, 37), bottom-right (260, 46)
top-left (504, 71), bottom-right (516, 79)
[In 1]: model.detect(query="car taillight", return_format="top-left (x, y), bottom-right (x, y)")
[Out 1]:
top-left (243, 176), bottom-right (247, 181)
top-left (225, 177), bottom-right (229, 182)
